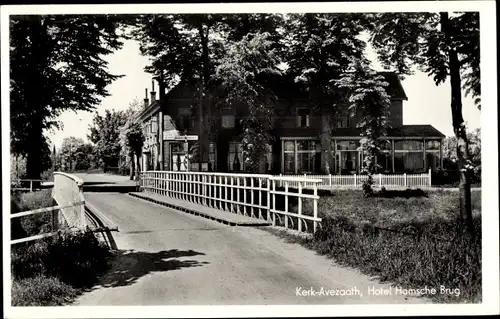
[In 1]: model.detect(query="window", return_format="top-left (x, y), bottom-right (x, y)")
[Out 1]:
top-left (335, 140), bottom-right (360, 174)
top-left (395, 140), bottom-right (424, 151)
top-left (394, 140), bottom-right (425, 172)
top-left (336, 141), bottom-right (358, 151)
top-left (426, 140), bottom-right (440, 150)
top-left (376, 141), bottom-right (393, 173)
top-left (151, 115), bottom-right (158, 134)
top-left (282, 140), bottom-right (321, 174)
top-left (336, 111), bottom-right (350, 128)
top-left (228, 143), bottom-right (243, 171)
top-left (221, 108), bottom-right (235, 128)
top-left (296, 108), bottom-right (310, 128)
top-left (209, 143), bottom-right (217, 170)
top-left (283, 141), bottom-right (295, 174)
top-left (425, 140), bottom-right (441, 171)
top-left (297, 141), bottom-right (320, 173)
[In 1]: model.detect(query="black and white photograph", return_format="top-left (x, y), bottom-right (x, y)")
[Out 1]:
top-left (2, 1), bottom-right (498, 318)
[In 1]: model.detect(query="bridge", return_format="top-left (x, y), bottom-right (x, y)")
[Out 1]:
top-left (11, 171), bottom-right (427, 305)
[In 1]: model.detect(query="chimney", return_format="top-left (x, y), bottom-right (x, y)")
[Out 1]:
top-left (159, 72), bottom-right (165, 102)
top-left (150, 80), bottom-right (156, 102)
top-left (144, 88), bottom-right (149, 107)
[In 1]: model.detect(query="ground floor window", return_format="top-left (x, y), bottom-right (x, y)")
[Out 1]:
top-left (376, 152), bottom-right (393, 173)
top-left (228, 142), bottom-right (272, 172)
top-left (282, 140), bottom-right (321, 174)
top-left (394, 152), bottom-right (425, 173)
top-left (335, 140), bottom-right (360, 174)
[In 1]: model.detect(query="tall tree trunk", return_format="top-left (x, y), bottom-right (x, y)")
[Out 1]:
top-left (129, 151), bottom-right (135, 180)
top-left (26, 118), bottom-right (43, 180)
top-left (198, 24), bottom-right (211, 170)
top-left (320, 106), bottom-right (333, 174)
top-left (441, 12), bottom-right (474, 234)
top-left (135, 151), bottom-right (142, 181)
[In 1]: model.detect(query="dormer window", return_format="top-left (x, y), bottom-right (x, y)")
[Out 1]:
top-left (296, 108), bottom-right (310, 128)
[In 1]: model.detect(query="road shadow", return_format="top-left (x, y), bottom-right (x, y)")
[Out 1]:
top-left (83, 182), bottom-right (116, 186)
top-left (88, 249), bottom-right (208, 289)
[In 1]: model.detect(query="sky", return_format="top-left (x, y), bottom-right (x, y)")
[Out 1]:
top-left (46, 37), bottom-right (481, 149)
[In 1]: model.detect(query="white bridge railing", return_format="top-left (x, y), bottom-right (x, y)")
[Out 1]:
top-left (10, 172), bottom-right (87, 245)
top-left (277, 169), bottom-right (432, 190)
top-left (139, 171), bottom-right (322, 233)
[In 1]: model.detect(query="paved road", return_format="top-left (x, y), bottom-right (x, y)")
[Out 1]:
top-left (73, 192), bottom-right (428, 305)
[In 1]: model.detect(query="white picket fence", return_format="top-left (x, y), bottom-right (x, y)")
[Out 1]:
top-left (140, 171), bottom-right (322, 233)
top-left (10, 172), bottom-right (87, 245)
top-left (276, 169), bottom-right (432, 190)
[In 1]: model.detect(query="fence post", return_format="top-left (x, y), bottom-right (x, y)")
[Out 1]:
top-left (354, 174), bottom-right (357, 187)
top-left (429, 168), bottom-right (432, 187)
top-left (329, 174), bottom-right (332, 187)
top-left (379, 173), bottom-right (382, 187)
top-left (266, 177), bottom-right (271, 222)
top-left (30, 180), bottom-right (33, 192)
top-left (313, 182), bottom-right (318, 234)
top-left (404, 173), bottom-right (407, 188)
top-left (298, 181), bottom-right (302, 232)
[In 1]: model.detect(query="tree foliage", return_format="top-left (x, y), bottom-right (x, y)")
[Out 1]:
top-left (119, 99), bottom-right (145, 179)
top-left (58, 137), bottom-right (97, 172)
top-left (10, 15), bottom-right (125, 178)
top-left (368, 12), bottom-right (480, 109)
top-left (284, 13), bottom-right (372, 174)
top-left (88, 109), bottom-right (127, 170)
top-left (214, 32), bottom-right (282, 173)
top-left (336, 58), bottom-right (392, 195)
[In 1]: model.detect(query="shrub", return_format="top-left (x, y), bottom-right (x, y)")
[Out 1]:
top-left (12, 231), bottom-right (110, 288)
top-left (12, 276), bottom-right (77, 306)
top-left (11, 190), bottom-right (56, 238)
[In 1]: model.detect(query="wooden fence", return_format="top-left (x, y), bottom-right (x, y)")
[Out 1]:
top-left (10, 172), bottom-right (87, 245)
top-left (276, 169), bottom-right (432, 190)
top-left (140, 171), bottom-right (322, 233)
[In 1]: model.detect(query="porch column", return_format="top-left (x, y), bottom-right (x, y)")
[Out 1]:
top-left (294, 140), bottom-right (298, 174)
top-left (391, 139), bottom-right (395, 173)
top-left (423, 138), bottom-right (427, 172)
top-left (281, 139), bottom-right (284, 174)
top-left (159, 111), bottom-right (163, 170)
top-left (440, 138), bottom-right (444, 169)
top-left (333, 139), bottom-right (337, 175)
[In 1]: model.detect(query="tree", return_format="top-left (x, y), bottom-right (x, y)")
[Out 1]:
top-left (88, 109), bottom-right (127, 171)
top-left (367, 12), bottom-right (480, 231)
top-left (10, 15), bottom-right (124, 179)
top-left (284, 13), bottom-right (370, 174)
top-left (60, 137), bottom-right (85, 171)
top-left (336, 58), bottom-right (392, 195)
top-left (214, 32), bottom-right (283, 173)
top-left (119, 99), bottom-right (144, 179)
top-left (59, 137), bottom-right (96, 172)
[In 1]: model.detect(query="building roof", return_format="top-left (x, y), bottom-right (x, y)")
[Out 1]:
top-left (378, 72), bottom-right (408, 100)
top-left (278, 125), bottom-right (445, 139)
top-left (161, 71), bottom-right (408, 103)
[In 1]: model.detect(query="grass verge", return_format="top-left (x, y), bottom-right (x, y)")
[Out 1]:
top-left (272, 189), bottom-right (482, 303)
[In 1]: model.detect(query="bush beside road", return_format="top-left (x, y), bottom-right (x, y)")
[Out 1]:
top-left (10, 190), bottom-right (111, 306)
